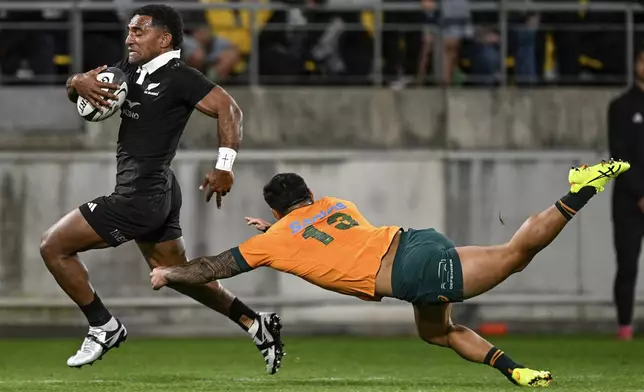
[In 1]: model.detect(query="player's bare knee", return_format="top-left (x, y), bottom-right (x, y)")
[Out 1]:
top-left (39, 228), bottom-right (59, 262)
top-left (512, 265), bottom-right (525, 274)
top-left (503, 243), bottom-right (532, 274)
top-left (418, 324), bottom-right (452, 347)
top-left (421, 332), bottom-right (450, 347)
top-left (513, 252), bottom-right (534, 273)
top-left (205, 280), bottom-right (226, 293)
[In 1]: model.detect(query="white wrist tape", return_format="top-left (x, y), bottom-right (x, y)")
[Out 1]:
top-left (215, 147), bottom-right (237, 171)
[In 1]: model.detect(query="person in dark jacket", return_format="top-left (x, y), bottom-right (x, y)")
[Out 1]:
top-left (607, 47), bottom-right (644, 341)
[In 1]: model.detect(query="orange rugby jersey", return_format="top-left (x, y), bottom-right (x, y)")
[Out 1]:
top-left (231, 197), bottom-right (401, 301)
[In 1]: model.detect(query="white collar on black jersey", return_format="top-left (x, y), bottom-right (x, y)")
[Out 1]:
top-left (141, 49), bottom-right (181, 75)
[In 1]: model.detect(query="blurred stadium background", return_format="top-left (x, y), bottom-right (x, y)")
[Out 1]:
top-left (1, 0), bottom-right (644, 341)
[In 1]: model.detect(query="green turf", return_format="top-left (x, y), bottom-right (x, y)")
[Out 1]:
top-left (0, 336), bottom-right (642, 391)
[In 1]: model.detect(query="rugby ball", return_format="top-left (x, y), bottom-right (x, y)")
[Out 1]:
top-left (76, 67), bottom-right (128, 122)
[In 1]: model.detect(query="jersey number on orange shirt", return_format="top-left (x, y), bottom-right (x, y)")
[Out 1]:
top-left (302, 213), bottom-right (359, 245)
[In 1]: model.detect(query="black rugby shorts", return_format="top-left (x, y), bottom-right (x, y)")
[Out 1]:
top-left (79, 175), bottom-right (182, 247)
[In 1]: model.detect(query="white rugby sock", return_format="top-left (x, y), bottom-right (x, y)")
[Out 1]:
top-left (247, 319), bottom-right (260, 336)
top-left (96, 316), bottom-right (119, 332)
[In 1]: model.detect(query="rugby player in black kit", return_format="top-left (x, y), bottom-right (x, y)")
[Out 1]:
top-left (40, 4), bottom-right (284, 374)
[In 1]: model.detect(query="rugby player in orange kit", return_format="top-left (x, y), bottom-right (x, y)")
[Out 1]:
top-left (150, 160), bottom-right (629, 388)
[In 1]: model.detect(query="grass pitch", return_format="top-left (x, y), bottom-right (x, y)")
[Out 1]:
top-left (0, 336), bottom-right (642, 392)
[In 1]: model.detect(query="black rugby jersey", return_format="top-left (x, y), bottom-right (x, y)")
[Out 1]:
top-left (608, 86), bottom-right (644, 200)
top-left (112, 50), bottom-right (215, 195)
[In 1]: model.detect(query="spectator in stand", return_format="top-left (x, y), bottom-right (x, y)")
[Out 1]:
top-left (382, 0), bottom-right (427, 85)
top-left (539, 0), bottom-right (625, 84)
top-left (416, 0), bottom-right (472, 86)
top-left (416, 0), bottom-right (438, 86)
top-left (182, 20), bottom-right (241, 83)
top-left (439, 0), bottom-right (472, 85)
top-left (512, 11), bottom-right (539, 84)
top-left (0, 8), bottom-right (56, 84)
top-left (257, 0), bottom-right (314, 83)
top-left (468, 2), bottom-right (539, 85)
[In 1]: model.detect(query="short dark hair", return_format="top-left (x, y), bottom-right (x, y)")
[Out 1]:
top-left (263, 173), bottom-right (312, 215)
top-left (133, 4), bottom-right (184, 49)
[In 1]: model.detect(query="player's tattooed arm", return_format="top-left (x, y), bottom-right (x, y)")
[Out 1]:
top-left (158, 250), bottom-right (243, 286)
top-left (195, 86), bottom-right (243, 151)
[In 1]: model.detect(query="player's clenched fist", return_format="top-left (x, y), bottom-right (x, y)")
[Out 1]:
top-left (200, 169), bottom-right (234, 208)
top-left (150, 267), bottom-right (169, 290)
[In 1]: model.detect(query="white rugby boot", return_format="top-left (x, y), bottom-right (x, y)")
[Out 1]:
top-left (67, 318), bottom-right (128, 368)
top-left (248, 312), bottom-right (285, 375)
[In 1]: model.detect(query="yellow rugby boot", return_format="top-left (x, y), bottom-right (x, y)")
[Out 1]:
top-left (511, 368), bottom-right (553, 388)
top-left (569, 159), bottom-right (630, 194)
